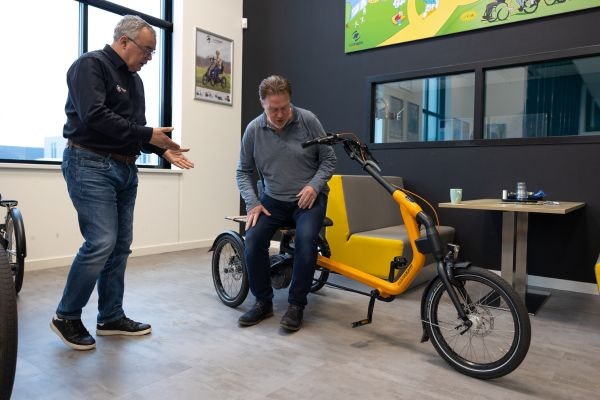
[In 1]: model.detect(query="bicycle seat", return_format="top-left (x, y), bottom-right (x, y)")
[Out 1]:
top-left (0, 200), bottom-right (17, 207)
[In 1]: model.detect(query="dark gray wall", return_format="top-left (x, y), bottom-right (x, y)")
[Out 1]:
top-left (241, 1), bottom-right (600, 284)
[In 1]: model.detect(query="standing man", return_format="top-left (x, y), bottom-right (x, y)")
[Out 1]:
top-left (236, 75), bottom-right (336, 331)
top-left (51, 15), bottom-right (194, 351)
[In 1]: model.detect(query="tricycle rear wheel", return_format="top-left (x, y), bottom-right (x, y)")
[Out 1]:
top-left (310, 235), bottom-right (330, 292)
top-left (211, 233), bottom-right (249, 307)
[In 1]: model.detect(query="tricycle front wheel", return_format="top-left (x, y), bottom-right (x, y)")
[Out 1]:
top-left (423, 266), bottom-right (530, 379)
top-left (211, 233), bottom-right (249, 307)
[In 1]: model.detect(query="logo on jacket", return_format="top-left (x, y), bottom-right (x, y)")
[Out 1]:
top-left (116, 84), bottom-right (128, 93)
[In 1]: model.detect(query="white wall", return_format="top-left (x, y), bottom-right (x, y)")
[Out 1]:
top-left (0, 0), bottom-right (243, 271)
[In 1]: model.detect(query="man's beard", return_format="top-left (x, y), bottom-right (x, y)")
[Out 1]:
top-left (267, 115), bottom-right (291, 130)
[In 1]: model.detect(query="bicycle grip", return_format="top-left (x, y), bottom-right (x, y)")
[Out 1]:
top-left (302, 138), bottom-right (319, 148)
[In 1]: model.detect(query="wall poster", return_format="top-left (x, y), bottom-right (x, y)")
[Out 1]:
top-left (345, 0), bottom-right (600, 53)
top-left (195, 28), bottom-right (233, 105)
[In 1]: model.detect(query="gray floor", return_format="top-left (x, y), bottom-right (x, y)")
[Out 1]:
top-left (10, 249), bottom-right (600, 399)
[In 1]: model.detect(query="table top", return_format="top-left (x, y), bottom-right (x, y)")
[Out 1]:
top-left (438, 198), bottom-right (585, 214)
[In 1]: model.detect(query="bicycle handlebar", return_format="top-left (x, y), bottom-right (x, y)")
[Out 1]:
top-left (303, 132), bottom-right (444, 259)
top-left (302, 132), bottom-right (385, 184)
top-left (301, 133), bottom-right (347, 148)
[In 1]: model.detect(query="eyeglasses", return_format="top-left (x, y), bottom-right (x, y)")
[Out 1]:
top-left (127, 36), bottom-right (155, 57)
top-left (264, 103), bottom-right (291, 116)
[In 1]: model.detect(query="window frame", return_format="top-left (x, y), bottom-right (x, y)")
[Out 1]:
top-left (78, 0), bottom-right (174, 169)
top-left (0, 0), bottom-right (174, 168)
top-left (367, 44), bottom-right (600, 149)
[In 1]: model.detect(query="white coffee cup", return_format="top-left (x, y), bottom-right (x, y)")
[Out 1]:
top-left (450, 188), bottom-right (462, 204)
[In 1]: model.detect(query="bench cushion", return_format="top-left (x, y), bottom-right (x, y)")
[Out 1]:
top-left (354, 225), bottom-right (456, 270)
top-left (326, 174), bottom-right (456, 282)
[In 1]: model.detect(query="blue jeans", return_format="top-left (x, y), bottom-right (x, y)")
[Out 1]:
top-left (244, 193), bottom-right (327, 307)
top-left (57, 146), bottom-right (138, 324)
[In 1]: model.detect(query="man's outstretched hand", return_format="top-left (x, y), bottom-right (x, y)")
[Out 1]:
top-left (163, 148), bottom-right (194, 169)
top-left (150, 127), bottom-right (180, 150)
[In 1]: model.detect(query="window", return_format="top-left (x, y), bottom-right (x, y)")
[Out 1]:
top-left (0, 1), bottom-right (78, 162)
top-left (373, 73), bottom-right (475, 144)
top-left (370, 50), bottom-right (600, 145)
top-left (0, 0), bottom-right (172, 167)
top-left (485, 55), bottom-right (600, 139)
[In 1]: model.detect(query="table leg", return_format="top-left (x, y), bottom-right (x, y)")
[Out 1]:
top-left (501, 211), bottom-right (550, 314)
top-left (514, 212), bottom-right (529, 299)
top-left (501, 212), bottom-right (515, 285)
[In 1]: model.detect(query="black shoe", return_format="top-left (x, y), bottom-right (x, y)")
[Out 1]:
top-left (238, 300), bottom-right (273, 326)
top-left (96, 316), bottom-right (152, 336)
top-left (280, 304), bottom-right (304, 331)
top-left (50, 315), bottom-right (96, 351)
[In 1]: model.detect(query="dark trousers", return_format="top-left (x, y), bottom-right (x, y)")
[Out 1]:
top-left (244, 193), bottom-right (327, 307)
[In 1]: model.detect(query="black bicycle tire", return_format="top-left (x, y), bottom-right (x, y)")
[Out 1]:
top-left (220, 76), bottom-right (227, 89)
top-left (211, 233), bottom-right (249, 308)
top-left (310, 235), bottom-right (330, 292)
top-left (424, 267), bottom-right (531, 379)
top-left (6, 208), bottom-right (25, 294)
top-left (0, 249), bottom-right (18, 400)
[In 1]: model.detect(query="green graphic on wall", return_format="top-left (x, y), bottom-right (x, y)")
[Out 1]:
top-left (345, 0), bottom-right (600, 53)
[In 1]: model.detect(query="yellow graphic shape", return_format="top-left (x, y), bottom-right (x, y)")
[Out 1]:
top-left (461, 11), bottom-right (476, 21)
top-left (380, 0), bottom-right (479, 46)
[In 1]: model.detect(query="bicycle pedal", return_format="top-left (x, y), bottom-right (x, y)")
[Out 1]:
top-left (351, 318), bottom-right (371, 328)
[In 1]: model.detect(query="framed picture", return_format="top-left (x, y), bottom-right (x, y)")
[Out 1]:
top-left (195, 28), bottom-right (233, 105)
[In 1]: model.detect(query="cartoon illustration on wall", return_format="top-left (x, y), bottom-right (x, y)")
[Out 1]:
top-left (345, 0), bottom-right (597, 53)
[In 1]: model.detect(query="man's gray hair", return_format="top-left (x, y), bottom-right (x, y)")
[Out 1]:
top-left (258, 75), bottom-right (292, 101)
top-left (113, 15), bottom-right (155, 41)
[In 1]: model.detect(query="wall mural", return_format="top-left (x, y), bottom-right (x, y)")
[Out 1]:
top-left (345, 0), bottom-right (600, 53)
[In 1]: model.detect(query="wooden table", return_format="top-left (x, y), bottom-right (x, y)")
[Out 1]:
top-left (439, 199), bottom-right (585, 314)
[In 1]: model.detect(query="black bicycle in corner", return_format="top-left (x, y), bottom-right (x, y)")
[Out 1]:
top-left (0, 247), bottom-right (18, 400)
top-left (0, 193), bottom-right (26, 294)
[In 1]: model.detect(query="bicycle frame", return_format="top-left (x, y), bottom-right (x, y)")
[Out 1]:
top-left (305, 133), bottom-right (467, 320)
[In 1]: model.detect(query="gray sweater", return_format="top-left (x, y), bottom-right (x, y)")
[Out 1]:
top-left (236, 106), bottom-right (337, 212)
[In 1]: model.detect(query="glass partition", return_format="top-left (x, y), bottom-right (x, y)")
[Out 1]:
top-left (372, 72), bottom-right (475, 143)
top-left (485, 55), bottom-right (600, 139)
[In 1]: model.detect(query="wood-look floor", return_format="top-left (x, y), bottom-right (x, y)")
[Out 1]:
top-left (10, 249), bottom-right (600, 399)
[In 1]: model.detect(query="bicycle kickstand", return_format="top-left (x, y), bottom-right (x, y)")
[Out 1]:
top-left (352, 290), bottom-right (378, 328)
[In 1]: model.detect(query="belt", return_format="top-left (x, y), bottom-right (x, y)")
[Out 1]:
top-left (67, 140), bottom-right (138, 165)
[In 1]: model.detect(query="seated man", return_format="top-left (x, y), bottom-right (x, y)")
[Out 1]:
top-left (482, 0), bottom-right (505, 21)
top-left (207, 49), bottom-right (223, 79)
top-left (235, 75), bottom-right (336, 331)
